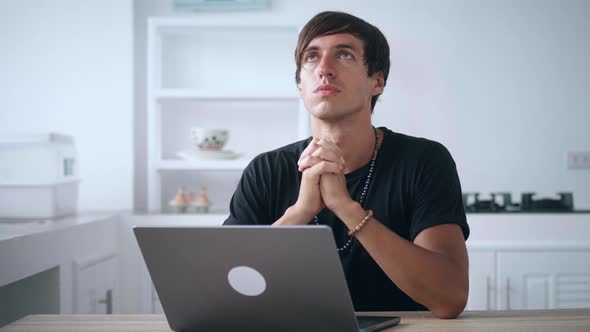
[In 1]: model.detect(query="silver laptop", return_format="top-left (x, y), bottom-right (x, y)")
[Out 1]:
top-left (134, 225), bottom-right (400, 332)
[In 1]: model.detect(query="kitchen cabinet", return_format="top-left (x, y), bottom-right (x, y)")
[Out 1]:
top-left (466, 246), bottom-right (590, 310)
top-left (0, 214), bottom-right (120, 322)
top-left (465, 214), bottom-right (590, 311)
top-left (146, 17), bottom-right (309, 215)
top-left (73, 253), bottom-right (118, 314)
top-left (466, 250), bottom-right (496, 310)
top-left (497, 250), bottom-right (590, 310)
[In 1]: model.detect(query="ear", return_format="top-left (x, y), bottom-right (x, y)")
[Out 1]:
top-left (370, 71), bottom-right (385, 96)
top-left (297, 82), bottom-right (303, 98)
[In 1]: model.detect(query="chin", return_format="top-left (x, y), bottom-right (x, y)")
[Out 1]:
top-left (310, 109), bottom-right (343, 121)
top-left (308, 104), bottom-right (358, 122)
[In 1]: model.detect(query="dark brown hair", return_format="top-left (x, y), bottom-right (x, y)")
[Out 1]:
top-left (295, 11), bottom-right (390, 112)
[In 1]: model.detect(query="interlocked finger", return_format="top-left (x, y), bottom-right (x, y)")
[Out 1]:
top-left (299, 138), bottom-right (346, 172)
top-left (311, 146), bottom-right (344, 168)
top-left (298, 155), bottom-right (323, 172)
top-left (315, 139), bottom-right (344, 156)
top-left (304, 160), bottom-right (342, 178)
top-left (299, 138), bottom-right (320, 162)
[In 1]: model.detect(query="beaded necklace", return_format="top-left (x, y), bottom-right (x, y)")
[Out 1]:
top-left (312, 126), bottom-right (380, 253)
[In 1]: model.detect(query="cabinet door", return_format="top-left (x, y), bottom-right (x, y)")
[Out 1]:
top-left (466, 250), bottom-right (496, 310)
top-left (498, 251), bottom-right (590, 310)
top-left (73, 255), bottom-right (118, 314)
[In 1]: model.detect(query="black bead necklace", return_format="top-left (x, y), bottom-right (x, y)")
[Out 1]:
top-left (312, 126), bottom-right (380, 253)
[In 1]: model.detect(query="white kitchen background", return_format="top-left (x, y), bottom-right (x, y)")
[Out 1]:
top-left (1, 0), bottom-right (590, 323)
top-left (134, 0), bottom-right (590, 212)
top-left (2, 0), bottom-right (588, 213)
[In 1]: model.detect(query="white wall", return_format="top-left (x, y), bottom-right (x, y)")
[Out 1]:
top-left (134, 0), bottom-right (590, 210)
top-left (0, 0), bottom-right (133, 211)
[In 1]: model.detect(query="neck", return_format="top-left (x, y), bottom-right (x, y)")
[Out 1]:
top-left (310, 115), bottom-right (379, 174)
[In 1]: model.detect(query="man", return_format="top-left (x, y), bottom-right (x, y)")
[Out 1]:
top-left (224, 11), bottom-right (469, 319)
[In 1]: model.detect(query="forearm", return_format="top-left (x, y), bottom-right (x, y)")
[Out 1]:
top-left (272, 205), bottom-right (311, 226)
top-left (336, 202), bottom-right (468, 319)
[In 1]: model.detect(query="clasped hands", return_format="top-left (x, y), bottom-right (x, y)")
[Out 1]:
top-left (292, 138), bottom-right (356, 222)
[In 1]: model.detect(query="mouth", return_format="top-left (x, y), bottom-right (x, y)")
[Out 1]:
top-left (314, 85), bottom-right (341, 96)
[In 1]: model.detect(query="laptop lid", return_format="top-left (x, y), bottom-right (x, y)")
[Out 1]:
top-left (134, 225), bottom-right (396, 332)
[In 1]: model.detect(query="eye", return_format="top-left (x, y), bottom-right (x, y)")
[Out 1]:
top-left (339, 52), bottom-right (353, 59)
top-left (305, 54), bottom-right (318, 62)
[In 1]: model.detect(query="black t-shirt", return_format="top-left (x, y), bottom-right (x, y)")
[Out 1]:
top-left (224, 127), bottom-right (469, 311)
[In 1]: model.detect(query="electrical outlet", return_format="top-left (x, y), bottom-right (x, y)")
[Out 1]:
top-left (567, 150), bottom-right (590, 169)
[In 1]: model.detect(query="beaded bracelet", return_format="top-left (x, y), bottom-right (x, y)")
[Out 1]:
top-left (347, 210), bottom-right (373, 237)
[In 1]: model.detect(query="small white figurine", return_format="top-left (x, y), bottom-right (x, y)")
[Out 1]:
top-left (191, 186), bottom-right (211, 213)
top-left (168, 187), bottom-right (187, 213)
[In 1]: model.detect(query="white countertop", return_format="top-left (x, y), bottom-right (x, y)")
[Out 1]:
top-left (0, 212), bottom-right (126, 242)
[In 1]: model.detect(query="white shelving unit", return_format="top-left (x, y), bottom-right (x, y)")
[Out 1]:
top-left (146, 17), bottom-right (310, 213)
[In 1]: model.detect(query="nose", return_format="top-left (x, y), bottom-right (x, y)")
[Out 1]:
top-left (317, 56), bottom-right (336, 80)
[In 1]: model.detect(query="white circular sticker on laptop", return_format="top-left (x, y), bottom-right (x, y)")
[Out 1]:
top-left (227, 266), bottom-right (266, 296)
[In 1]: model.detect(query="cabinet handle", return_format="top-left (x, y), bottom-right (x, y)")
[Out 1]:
top-left (486, 276), bottom-right (495, 310)
top-left (98, 289), bottom-right (113, 314)
top-left (506, 278), bottom-right (511, 310)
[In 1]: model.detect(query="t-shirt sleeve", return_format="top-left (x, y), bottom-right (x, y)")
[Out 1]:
top-left (409, 142), bottom-right (470, 241)
top-left (223, 158), bottom-right (272, 225)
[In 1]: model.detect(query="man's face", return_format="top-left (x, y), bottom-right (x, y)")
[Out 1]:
top-left (297, 33), bottom-right (384, 121)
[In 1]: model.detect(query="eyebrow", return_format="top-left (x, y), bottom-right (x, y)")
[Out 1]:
top-left (303, 43), bottom-right (359, 53)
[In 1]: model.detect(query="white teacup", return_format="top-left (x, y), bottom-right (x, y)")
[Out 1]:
top-left (191, 128), bottom-right (229, 151)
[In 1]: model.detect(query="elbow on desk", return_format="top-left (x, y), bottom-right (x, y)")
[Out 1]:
top-left (433, 307), bottom-right (463, 320)
top-left (430, 292), bottom-right (468, 319)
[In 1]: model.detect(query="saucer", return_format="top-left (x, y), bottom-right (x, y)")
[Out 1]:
top-left (177, 149), bottom-right (241, 160)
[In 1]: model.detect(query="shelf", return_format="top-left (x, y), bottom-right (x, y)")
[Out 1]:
top-left (157, 159), bottom-right (250, 171)
top-left (154, 88), bottom-right (297, 100)
top-left (146, 17), bottom-right (304, 213)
